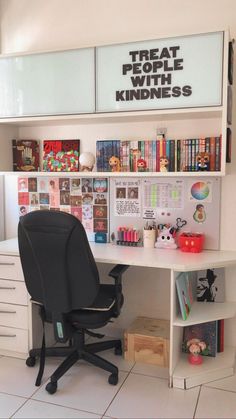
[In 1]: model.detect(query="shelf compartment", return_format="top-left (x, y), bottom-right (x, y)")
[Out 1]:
top-left (173, 301), bottom-right (236, 326)
top-left (173, 346), bottom-right (235, 389)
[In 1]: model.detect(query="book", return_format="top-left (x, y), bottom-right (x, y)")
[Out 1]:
top-left (182, 321), bottom-right (218, 357)
top-left (12, 139), bottom-right (40, 172)
top-left (197, 268), bottom-right (225, 302)
top-left (43, 139), bottom-right (80, 172)
top-left (96, 140), bottom-right (120, 172)
top-left (217, 319), bottom-right (224, 352)
top-left (176, 272), bottom-right (192, 320)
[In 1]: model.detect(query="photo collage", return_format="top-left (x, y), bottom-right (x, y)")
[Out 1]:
top-left (18, 176), bottom-right (109, 241)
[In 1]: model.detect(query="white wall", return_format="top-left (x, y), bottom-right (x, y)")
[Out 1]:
top-left (1, 0), bottom-right (236, 340)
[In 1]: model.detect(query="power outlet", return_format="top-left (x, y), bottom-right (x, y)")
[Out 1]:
top-left (156, 127), bottom-right (167, 138)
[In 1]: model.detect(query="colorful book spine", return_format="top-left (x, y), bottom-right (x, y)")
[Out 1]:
top-left (215, 136), bottom-right (221, 171)
top-left (210, 136), bottom-right (216, 171)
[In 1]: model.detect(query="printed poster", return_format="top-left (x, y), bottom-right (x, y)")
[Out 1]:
top-left (114, 179), bottom-right (141, 217)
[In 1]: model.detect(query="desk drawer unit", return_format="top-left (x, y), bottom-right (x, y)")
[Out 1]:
top-left (0, 279), bottom-right (28, 305)
top-left (0, 302), bottom-right (28, 329)
top-left (0, 326), bottom-right (28, 353)
top-left (0, 253), bottom-right (30, 357)
top-left (0, 255), bottom-right (24, 281)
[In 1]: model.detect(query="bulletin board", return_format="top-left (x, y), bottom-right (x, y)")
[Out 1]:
top-left (17, 175), bottom-right (109, 242)
top-left (109, 176), bottom-right (221, 250)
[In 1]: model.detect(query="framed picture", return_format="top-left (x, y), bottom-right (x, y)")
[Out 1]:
top-left (228, 41), bottom-right (234, 85)
top-left (226, 127), bottom-right (232, 163)
top-left (227, 85), bottom-right (232, 125)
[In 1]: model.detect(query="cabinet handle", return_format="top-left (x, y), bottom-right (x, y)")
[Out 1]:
top-left (0, 286), bottom-right (16, 290)
top-left (0, 310), bottom-right (16, 314)
top-left (0, 334), bottom-right (16, 337)
top-left (0, 262), bottom-right (15, 266)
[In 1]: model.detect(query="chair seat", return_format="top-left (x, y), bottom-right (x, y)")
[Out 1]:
top-left (68, 284), bottom-right (124, 329)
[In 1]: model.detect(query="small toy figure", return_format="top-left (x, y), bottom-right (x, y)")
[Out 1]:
top-left (79, 152), bottom-right (95, 171)
top-left (137, 158), bottom-right (147, 172)
top-left (109, 156), bottom-right (121, 172)
top-left (196, 152), bottom-right (210, 171)
top-left (155, 227), bottom-right (177, 249)
top-left (160, 156), bottom-right (169, 172)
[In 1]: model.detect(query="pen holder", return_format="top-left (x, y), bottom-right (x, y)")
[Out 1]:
top-left (143, 229), bottom-right (156, 248)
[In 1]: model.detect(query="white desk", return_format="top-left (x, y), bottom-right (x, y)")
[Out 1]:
top-left (1, 237), bottom-right (236, 389)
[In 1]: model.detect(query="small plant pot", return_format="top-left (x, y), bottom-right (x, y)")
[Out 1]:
top-left (188, 353), bottom-right (203, 365)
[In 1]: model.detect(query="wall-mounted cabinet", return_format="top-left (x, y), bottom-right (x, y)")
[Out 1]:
top-left (0, 30), bottom-right (231, 177)
top-left (0, 48), bottom-right (95, 117)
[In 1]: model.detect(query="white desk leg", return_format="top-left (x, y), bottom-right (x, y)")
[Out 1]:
top-left (169, 269), bottom-right (182, 388)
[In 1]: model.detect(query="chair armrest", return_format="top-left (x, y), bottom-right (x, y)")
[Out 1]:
top-left (108, 264), bottom-right (129, 316)
top-left (108, 264), bottom-right (129, 282)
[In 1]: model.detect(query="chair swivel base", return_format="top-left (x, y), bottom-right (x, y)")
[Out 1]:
top-left (26, 338), bottom-right (122, 394)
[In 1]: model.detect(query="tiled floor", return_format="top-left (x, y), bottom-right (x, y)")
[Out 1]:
top-left (1, 347), bottom-right (236, 419)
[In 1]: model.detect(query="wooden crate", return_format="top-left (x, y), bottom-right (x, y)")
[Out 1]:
top-left (124, 317), bottom-right (170, 367)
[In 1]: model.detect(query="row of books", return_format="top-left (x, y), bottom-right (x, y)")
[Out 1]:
top-left (96, 137), bottom-right (221, 173)
top-left (12, 139), bottom-right (80, 172)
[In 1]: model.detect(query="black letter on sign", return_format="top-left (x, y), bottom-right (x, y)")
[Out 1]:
top-left (116, 91), bottom-right (125, 101)
top-left (129, 51), bottom-right (139, 62)
top-left (123, 64), bottom-right (132, 75)
top-left (182, 85), bottom-right (192, 96)
top-left (172, 86), bottom-right (181, 97)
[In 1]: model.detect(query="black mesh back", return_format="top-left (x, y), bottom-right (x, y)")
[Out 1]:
top-left (18, 210), bottom-right (100, 313)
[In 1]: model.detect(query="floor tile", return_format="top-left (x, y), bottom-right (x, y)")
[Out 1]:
top-left (12, 399), bottom-right (101, 418)
top-left (132, 362), bottom-right (169, 379)
top-left (195, 386), bottom-right (236, 418)
top-left (33, 363), bottom-right (128, 415)
top-left (106, 373), bottom-right (199, 418)
top-left (204, 371), bottom-right (236, 392)
top-left (0, 356), bottom-right (61, 398)
top-left (0, 393), bottom-right (27, 418)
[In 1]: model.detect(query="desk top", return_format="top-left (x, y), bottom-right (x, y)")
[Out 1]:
top-left (1, 238), bottom-right (236, 272)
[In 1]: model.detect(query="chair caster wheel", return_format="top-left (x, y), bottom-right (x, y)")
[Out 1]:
top-left (114, 346), bottom-right (122, 356)
top-left (108, 373), bottom-right (118, 385)
top-left (46, 381), bottom-right (57, 394)
top-left (26, 356), bottom-right (36, 367)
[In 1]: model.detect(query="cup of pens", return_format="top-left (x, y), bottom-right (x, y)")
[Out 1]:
top-left (143, 224), bottom-right (156, 248)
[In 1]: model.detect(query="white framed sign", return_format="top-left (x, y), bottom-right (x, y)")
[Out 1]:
top-left (96, 31), bottom-right (223, 112)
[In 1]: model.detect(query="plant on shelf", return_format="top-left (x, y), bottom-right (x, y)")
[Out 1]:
top-left (185, 338), bottom-right (207, 365)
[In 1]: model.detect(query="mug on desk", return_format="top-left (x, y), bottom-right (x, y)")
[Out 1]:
top-left (143, 228), bottom-right (156, 248)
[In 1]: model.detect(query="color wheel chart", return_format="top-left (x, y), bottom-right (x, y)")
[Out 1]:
top-left (190, 181), bottom-right (212, 202)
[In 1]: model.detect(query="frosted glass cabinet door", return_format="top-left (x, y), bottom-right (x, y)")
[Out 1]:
top-left (0, 48), bottom-right (95, 117)
top-left (96, 31), bottom-right (223, 112)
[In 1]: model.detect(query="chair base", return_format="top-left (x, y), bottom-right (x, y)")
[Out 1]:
top-left (27, 332), bottom-right (122, 394)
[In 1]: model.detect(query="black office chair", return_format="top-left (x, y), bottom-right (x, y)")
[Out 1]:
top-left (18, 210), bottom-right (129, 394)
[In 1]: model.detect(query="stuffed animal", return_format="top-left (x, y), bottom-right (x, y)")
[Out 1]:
top-left (109, 156), bottom-right (121, 172)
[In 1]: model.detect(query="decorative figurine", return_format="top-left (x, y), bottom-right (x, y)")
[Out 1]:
top-left (160, 156), bottom-right (169, 172)
top-left (137, 158), bottom-right (147, 172)
top-left (79, 152), bottom-right (95, 171)
top-left (109, 156), bottom-right (121, 172)
top-left (196, 152), bottom-right (210, 171)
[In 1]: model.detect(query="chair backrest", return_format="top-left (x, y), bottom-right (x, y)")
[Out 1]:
top-left (18, 210), bottom-right (100, 314)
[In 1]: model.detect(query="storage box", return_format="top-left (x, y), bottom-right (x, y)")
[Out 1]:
top-left (124, 317), bottom-right (170, 367)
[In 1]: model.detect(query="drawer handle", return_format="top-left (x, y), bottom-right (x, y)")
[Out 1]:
top-left (0, 262), bottom-right (15, 266)
top-left (0, 286), bottom-right (16, 290)
top-left (0, 310), bottom-right (16, 314)
top-left (0, 334), bottom-right (16, 337)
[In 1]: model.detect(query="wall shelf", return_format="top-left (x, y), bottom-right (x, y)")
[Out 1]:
top-left (173, 301), bottom-right (236, 326)
top-left (0, 106), bottom-right (223, 127)
top-left (0, 170), bottom-right (223, 177)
